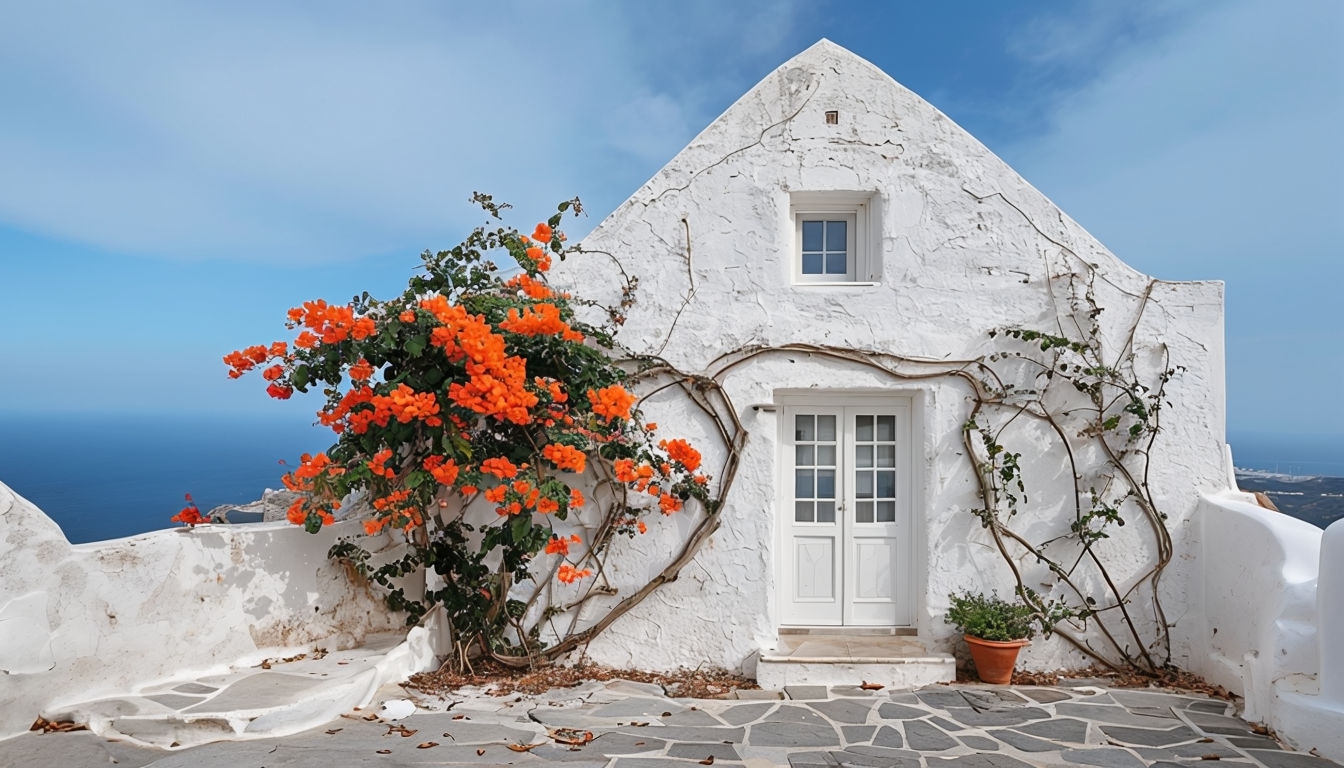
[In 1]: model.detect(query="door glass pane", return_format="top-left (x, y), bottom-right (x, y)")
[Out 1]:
top-left (856, 471), bottom-right (873, 498)
top-left (795, 444), bottom-right (814, 465)
top-left (825, 220), bottom-right (847, 250)
top-left (801, 253), bottom-right (822, 274)
top-left (877, 501), bottom-right (896, 523)
top-left (876, 415), bottom-right (896, 441)
top-left (877, 444), bottom-right (896, 468)
top-left (856, 445), bottom-right (873, 468)
top-left (816, 469), bottom-right (835, 498)
top-left (795, 501), bottom-right (813, 523)
top-left (816, 501), bottom-right (835, 523)
top-left (856, 501), bottom-right (874, 524)
top-left (817, 416), bottom-right (836, 441)
top-left (825, 252), bottom-right (847, 274)
top-left (817, 444), bottom-right (836, 465)
top-left (802, 220), bottom-right (823, 251)
top-left (855, 415), bottom-right (873, 441)
top-left (877, 470), bottom-right (896, 498)
top-left (795, 469), bottom-right (813, 498)
top-left (795, 415), bottom-right (814, 441)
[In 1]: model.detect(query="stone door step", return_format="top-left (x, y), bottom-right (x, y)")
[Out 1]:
top-left (756, 634), bottom-right (955, 689)
top-left (44, 629), bottom-right (436, 749)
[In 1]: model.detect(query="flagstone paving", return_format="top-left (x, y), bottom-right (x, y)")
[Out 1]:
top-left (4, 678), bottom-right (1340, 767)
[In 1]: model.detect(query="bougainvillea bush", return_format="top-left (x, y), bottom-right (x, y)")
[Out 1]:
top-left (217, 196), bottom-right (715, 667)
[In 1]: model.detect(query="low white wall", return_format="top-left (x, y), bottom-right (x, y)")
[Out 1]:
top-left (1185, 491), bottom-right (1343, 761)
top-left (0, 481), bottom-right (407, 741)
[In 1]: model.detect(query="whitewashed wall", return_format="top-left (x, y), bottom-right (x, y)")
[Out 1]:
top-left (550, 40), bottom-right (1229, 672)
top-left (0, 482), bottom-right (407, 741)
top-left (1184, 492), bottom-right (1344, 761)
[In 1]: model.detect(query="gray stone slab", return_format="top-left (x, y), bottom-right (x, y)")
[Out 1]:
top-left (1054, 701), bottom-right (1178, 727)
top-left (830, 749), bottom-right (922, 768)
top-left (1108, 690), bottom-right (1204, 711)
top-left (786, 685), bottom-right (831, 700)
top-left (939, 705), bottom-right (1050, 727)
top-left (871, 725), bottom-right (903, 748)
top-left (616, 725), bottom-right (745, 742)
top-left (733, 689), bottom-right (784, 700)
top-left (659, 709), bottom-right (723, 726)
top-left (667, 742), bottom-right (742, 761)
top-left (718, 702), bottom-right (776, 726)
top-left (888, 692), bottom-right (922, 705)
top-left (1059, 747), bottom-right (1146, 768)
top-left (929, 715), bottom-right (963, 732)
top-left (957, 734), bottom-right (999, 750)
top-left (1098, 723), bottom-right (1200, 747)
top-left (877, 702), bottom-right (930, 720)
top-left (585, 731), bottom-right (667, 754)
top-left (182, 672), bottom-right (322, 713)
top-left (1187, 699), bottom-right (1232, 714)
top-left (1010, 716), bottom-right (1088, 742)
top-left (603, 679), bottom-right (672, 698)
top-left (750, 720), bottom-right (841, 747)
top-left (829, 686), bottom-right (881, 698)
top-left (903, 720), bottom-right (958, 751)
top-left (925, 755), bottom-right (1036, 767)
top-left (527, 743), bottom-right (613, 763)
top-left (960, 688), bottom-right (1030, 710)
top-left (0, 732), bottom-right (162, 768)
top-left (1227, 734), bottom-right (1282, 750)
top-left (914, 689), bottom-right (970, 709)
top-left (613, 759), bottom-right (712, 768)
top-left (171, 682), bottom-right (219, 695)
top-left (531, 708), bottom-right (626, 728)
top-left (770, 704), bottom-right (834, 724)
top-left (841, 725), bottom-right (876, 743)
top-left (1185, 711), bottom-right (1258, 735)
top-left (809, 699), bottom-right (875, 724)
top-left (787, 751), bottom-right (838, 768)
top-left (593, 697), bottom-right (686, 718)
top-left (1018, 688), bottom-right (1074, 704)
top-left (1245, 748), bottom-right (1343, 767)
top-left (403, 716), bottom-right (543, 744)
top-left (986, 728), bottom-right (1063, 753)
top-left (844, 744), bottom-right (924, 760)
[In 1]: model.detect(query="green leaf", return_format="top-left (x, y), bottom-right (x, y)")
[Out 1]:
top-left (406, 334), bottom-right (428, 358)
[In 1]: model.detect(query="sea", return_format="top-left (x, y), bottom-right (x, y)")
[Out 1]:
top-left (0, 414), bottom-right (1340, 544)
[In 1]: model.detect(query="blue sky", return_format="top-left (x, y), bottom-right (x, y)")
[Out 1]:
top-left (1, 0), bottom-right (1340, 438)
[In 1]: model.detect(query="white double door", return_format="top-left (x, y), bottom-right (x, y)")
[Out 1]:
top-left (779, 399), bottom-right (914, 627)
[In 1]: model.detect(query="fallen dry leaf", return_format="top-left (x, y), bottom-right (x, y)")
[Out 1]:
top-left (375, 748), bottom-right (391, 754)
top-left (363, 713), bottom-right (380, 721)
top-left (548, 727), bottom-right (594, 745)
top-left (416, 741), bottom-right (438, 749)
top-left (476, 748), bottom-right (486, 756)
top-left (699, 757), bottom-right (715, 765)
top-left (452, 714), bottom-right (467, 720)
top-left (507, 743), bottom-right (542, 752)
top-left (325, 728), bottom-right (342, 735)
top-left (860, 681), bottom-right (885, 691)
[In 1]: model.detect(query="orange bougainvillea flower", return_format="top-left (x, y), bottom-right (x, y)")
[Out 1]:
top-left (659, 493), bottom-right (683, 515)
top-left (569, 488), bottom-right (585, 509)
top-left (589, 385), bottom-right (636, 423)
top-left (542, 443), bottom-right (586, 473)
top-left (266, 383), bottom-right (294, 399)
top-left (557, 563), bottom-right (593, 584)
top-left (422, 455), bottom-right (459, 486)
top-left (545, 534), bottom-right (582, 556)
top-left (480, 457), bottom-right (519, 479)
top-left (349, 358), bottom-right (375, 381)
top-left (659, 438), bottom-right (702, 472)
top-left (399, 309), bottom-right (417, 323)
top-left (367, 448), bottom-right (395, 478)
top-left (532, 222), bottom-right (553, 242)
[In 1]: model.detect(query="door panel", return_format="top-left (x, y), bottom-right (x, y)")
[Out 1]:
top-left (780, 400), bottom-right (913, 627)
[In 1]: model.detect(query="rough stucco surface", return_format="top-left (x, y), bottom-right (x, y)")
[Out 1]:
top-left (0, 482), bottom-right (406, 741)
top-left (548, 40), bottom-right (1230, 673)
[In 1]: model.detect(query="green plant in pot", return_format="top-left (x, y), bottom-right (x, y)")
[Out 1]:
top-left (944, 589), bottom-right (1050, 684)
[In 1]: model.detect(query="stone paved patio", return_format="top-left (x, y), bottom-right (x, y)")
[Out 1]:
top-left (4, 678), bottom-right (1339, 767)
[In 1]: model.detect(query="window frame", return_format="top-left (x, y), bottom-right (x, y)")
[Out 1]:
top-left (789, 192), bottom-right (877, 285)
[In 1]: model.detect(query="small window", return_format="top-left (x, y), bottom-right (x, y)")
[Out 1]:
top-left (790, 192), bottom-right (877, 284)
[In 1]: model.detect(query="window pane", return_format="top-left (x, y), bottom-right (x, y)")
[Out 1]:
top-left (856, 445), bottom-right (873, 468)
top-left (795, 501), bottom-right (813, 523)
top-left (802, 220), bottom-right (823, 251)
top-left (856, 471), bottom-right (873, 498)
top-left (816, 502), bottom-right (835, 523)
top-left (825, 252), bottom-right (847, 274)
top-left (856, 501), bottom-right (874, 524)
top-left (877, 444), bottom-right (896, 468)
top-left (825, 220), bottom-right (847, 251)
top-left (817, 416), bottom-right (836, 441)
top-left (801, 253), bottom-right (823, 274)
top-left (795, 444), bottom-right (814, 466)
top-left (795, 415), bottom-right (814, 442)
top-left (877, 470), bottom-right (896, 498)
top-left (816, 470), bottom-right (835, 498)
top-left (877, 501), bottom-right (896, 523)
top-left (817, 445), bottom-right (836, 465)
top-left (795, 469), bottom-right (813, 498)
top-left (876, 415), bottom-right (896, 441)
top-left (855, 415), bottom-right (873, 441)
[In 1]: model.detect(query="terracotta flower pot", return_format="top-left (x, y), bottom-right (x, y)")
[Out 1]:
top-left (964, 634), bottom-right (1029, 684)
